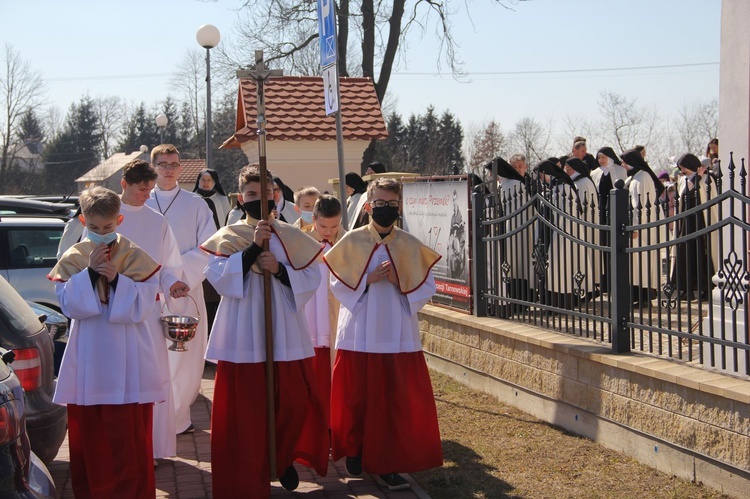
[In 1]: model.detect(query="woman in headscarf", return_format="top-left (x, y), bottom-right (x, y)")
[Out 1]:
top-left (620, 148), bottom-right (664, 305)
top-left (273, 176), bottom-right (299, 223)
top-left (193, 169), bottom-right (231, 228)
top-left (344, 172), bottom-right (368, 230)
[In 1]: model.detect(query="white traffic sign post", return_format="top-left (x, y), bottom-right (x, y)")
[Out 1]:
top-left (317, 0), bottom-right (348, 227)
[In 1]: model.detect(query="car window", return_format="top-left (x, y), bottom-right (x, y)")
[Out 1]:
top-left (5, 228), bottom-right (62, 269)
top-left (0, 277), bottom-right (44, 335)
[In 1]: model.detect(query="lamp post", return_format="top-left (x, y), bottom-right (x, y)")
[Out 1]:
top-left (196, 24), bottom-right (220, 170)
top-left (156, 113), bottom-right (168, 144)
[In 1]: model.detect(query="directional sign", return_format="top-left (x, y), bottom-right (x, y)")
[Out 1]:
top-left (322, 64), bottom-right (339, 115)
top-left (317, 0), bottom-right (337, 67)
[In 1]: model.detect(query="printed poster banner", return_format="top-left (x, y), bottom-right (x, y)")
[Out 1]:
top-left (402, 179), bottom-right (471, 311)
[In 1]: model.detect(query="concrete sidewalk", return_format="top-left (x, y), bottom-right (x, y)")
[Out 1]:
top-left (48, 363), bottom-right (431, 498)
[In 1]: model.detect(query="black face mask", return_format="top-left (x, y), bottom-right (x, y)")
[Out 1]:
top-left (242, 200), bottom-right (275, 221)
top-left (371, 206), bottom-right (400, 228)
top-left (196, 188), bottom-right (215, 197)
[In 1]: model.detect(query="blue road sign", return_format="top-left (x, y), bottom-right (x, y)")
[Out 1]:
top-left (317, 0), bottom-right (337, 67)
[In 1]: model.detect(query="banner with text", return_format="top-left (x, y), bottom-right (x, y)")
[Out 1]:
top-left (402, 179), bottom-right (471, 312)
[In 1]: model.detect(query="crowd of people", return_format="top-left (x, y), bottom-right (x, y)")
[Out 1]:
top-left (488, 136), bottom-right (720, 314)
top-left (49, 146), bottom-right (441, 498)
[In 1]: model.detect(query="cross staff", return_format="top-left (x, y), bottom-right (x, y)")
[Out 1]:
top-left (236, 50), bottom-right (283, 481)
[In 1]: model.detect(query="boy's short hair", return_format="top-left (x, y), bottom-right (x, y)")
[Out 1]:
top-left (238, 163), bottom-right (274, 191)
top-left (314, 194), bottom-right (341, 218)
top-left (294, 186), bottom-right (321, 204)
top-left (122, 159), bottom-right (158, 185)
top-left (79, 186), bottom-right (121, 219)
top-left (150, 144), bottom-right (180, 164)
top-left (367, 177), bottom-right (401, 200)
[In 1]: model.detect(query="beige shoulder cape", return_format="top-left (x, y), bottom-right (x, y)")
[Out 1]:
top-left (323, 224), bottom-right (441, 294)
top-left (48, 234), bottom-right (160, 303)
top-left (200, 216), bottom-right (323, 273)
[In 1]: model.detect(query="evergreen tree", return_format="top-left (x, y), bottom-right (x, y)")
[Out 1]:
top-left (211, 91), bottom-right (247, 191)
top-left (44, 95), bottom-right (102, 192)
top-left (16, 108), bottom-right (45, 145)
top-left (177, 100), bottom-right (197, 157)
top-left (160, 96), bottom-right (180, 145)
top-left (438, 111), bottom-right (464, 174)
top-left (117, 102), bottom-right (160, 153)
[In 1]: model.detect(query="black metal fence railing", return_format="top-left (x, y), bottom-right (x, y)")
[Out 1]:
top-left (473, 154), bottom-right (750, 376)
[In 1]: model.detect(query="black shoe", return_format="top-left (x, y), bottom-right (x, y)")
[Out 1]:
top-left (345, 455), bottom-right (362, 477)
top-left (178, 423), bottom-right (195, 435)
top-left (279, 466), bottom-right (299, 491)
top-left (379, 473), bottom-right (410, 491)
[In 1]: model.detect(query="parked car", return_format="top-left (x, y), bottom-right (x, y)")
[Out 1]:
top-left (25, 301), bottom-right (68, 377)
top-left (0, 197), bottom-right (73, 219)
top-left (0, 276), bottom-right (67, 464)
top-left (0, 216), bottom-right (66, 310)
top-left (0, 349), bottom-right (56, 498)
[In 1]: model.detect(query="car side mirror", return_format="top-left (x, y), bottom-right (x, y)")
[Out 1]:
top-left (36, 313), bottom-right (47, 324)
top-left (2, 350), bottom-right (15, 364)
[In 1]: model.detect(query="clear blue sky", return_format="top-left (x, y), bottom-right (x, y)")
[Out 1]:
top-left (1, 0), bottom-right (721, 139)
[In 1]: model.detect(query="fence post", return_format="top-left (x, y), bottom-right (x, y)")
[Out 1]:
top-left (610, 180), bottom-right (631, 353)
top-left (472, 190), bottom-right (487, 317)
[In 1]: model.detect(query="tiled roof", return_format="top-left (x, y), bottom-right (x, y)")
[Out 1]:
top-left (77, 150), bottom-right (149, 182)
top-left (178, 158), bottom-right (206, 185)
top-left (222, 76), bottom-right (388, 148)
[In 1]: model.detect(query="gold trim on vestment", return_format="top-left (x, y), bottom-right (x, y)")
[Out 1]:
top-left (48, 235), bottom-right (160, 303)
top-left (323, 223), bottom-right (441, 294)
top-left (200, 216), bottom-right (323, 273)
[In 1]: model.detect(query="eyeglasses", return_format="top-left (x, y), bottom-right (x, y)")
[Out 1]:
top-left (155, 162), bottom-right (181, 170)
top-left (369, 199), bottom-right (400, 208)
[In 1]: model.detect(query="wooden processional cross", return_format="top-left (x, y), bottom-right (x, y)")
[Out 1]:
top-left (236, 50), bottom-right (283, 480)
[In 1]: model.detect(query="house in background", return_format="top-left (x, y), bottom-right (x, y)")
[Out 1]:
top-left (76, 146), bottom-right (205, 192)
top-left (9, 140), bottom-right (44, 173)
top-left (221, 76), bottom-right (388, 193)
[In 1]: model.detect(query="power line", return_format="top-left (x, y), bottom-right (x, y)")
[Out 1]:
top-left (393, 62), bottom-right (719, 77)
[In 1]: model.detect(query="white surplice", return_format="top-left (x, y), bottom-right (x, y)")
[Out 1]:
top-left (53, 271), bottom-right (163, 406)
top-left (118, 202), bottom-right (183, 458)
top-left (146, 186), bottom-right (216, 433)
top-left (204, 234), bottom-right (321, 363)
top-left (330, 244), bottom-right (435, 354)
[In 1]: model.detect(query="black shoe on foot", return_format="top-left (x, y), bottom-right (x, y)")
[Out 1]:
top-left (379, 473), bottom-right (410, 491)
top-left (345, 455), bottom-right (362, 477)
top-left (178, 423), bottom-right (195, 435)
top-left (279, 466), bottom-right (299, 491)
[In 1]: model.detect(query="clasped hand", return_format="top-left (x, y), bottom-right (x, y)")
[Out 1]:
top-left (88, 243), bottom-right (117, 282)
top-left (366, 260), bottom-right (398, 286)
top-left (253, 220), bottom-right (280, 274)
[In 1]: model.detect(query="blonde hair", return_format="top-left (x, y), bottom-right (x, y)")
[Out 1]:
top-left (367, 177), bottom-right (401, 200)
top-left (79, 186), bottom-right (121, 219)
top-left (294, 186), bottom-right (321, 204)
top-left (150, 144), bottom-right (180, 164)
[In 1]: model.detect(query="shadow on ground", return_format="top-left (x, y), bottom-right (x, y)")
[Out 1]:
top-left (413, 440), bottom-right (522, 499)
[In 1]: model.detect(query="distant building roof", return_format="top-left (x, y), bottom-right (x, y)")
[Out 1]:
top-left (178, 158), bottom-right (206, 186)
top-left (76, 150), bottom-right (149, 183)
top-left (222, 76), bottom-right (388, 149)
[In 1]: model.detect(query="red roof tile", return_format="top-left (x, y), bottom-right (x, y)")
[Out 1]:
top-left (178, 158), bottom-right (206, 185)
top-left (222, 76), bottom-right (388, 148)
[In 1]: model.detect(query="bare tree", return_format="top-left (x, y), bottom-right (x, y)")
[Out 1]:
top-left (170, 49), bottom-right (205, 158)
top-left (558, 113), bottom-right (595, 153)
top-left (467, 120), bottom-right (507, 173)
top-left (93, 96), bottom-right (126, 158)
top-left (674, 99), bottom-right (718, 156)
top-left (509, 116), bottom-right (551, 163)
top-left (0, 44), bottom-right (45, 185)
top-left (596, 91), bottom-right (661, 153)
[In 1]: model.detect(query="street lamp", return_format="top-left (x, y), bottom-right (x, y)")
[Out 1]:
top-left (196, 24), bottom-right (220, 170)
top-left (156, 113), bottom-right (168, 144)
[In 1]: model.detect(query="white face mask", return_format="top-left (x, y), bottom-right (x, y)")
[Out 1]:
top-left (87, 231), bottom-right (117, 245)
top-left (300, 210), bottom-right (314, 223)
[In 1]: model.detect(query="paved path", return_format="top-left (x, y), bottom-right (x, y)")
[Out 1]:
top-left (48, 363), bottom-right (431, 498)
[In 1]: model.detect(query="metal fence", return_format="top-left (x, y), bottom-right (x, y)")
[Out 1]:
top-left (472, 154), bottom-right (750, 376)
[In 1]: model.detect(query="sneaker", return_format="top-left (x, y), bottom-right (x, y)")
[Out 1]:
top-left (379, 473), bottom-right (410, 491)
top-left (279, 466), bottom-right (299, 491)
top-left (345, 455), bottom-right (362, 477)
top-left (178, 423), bottom-right (195, 435)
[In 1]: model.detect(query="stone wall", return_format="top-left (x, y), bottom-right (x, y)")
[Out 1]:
top-left (420, 304), bottom-right (750, 498)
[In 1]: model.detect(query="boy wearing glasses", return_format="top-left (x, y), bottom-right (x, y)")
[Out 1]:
top-left (145, 144), bottom-right (217, 436)
top-left (323, 177), bottom-right (443, 491)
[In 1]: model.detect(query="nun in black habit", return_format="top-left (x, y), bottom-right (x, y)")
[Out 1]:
top-left (620, 148), bottom-right (664, 305)
top-left (669, 153), bottom-right (718, 300)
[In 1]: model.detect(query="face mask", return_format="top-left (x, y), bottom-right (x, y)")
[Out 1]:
top-left (87, 231), bottom-right (118, 246)
top-left (371, 206), bottom-right (400, 228)
top-left (300, 210), bottom-right (314, 223)
top-left (196, 188), bottom-right (215, 197)
top-left (243, 200), bottom-right (276, 221)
